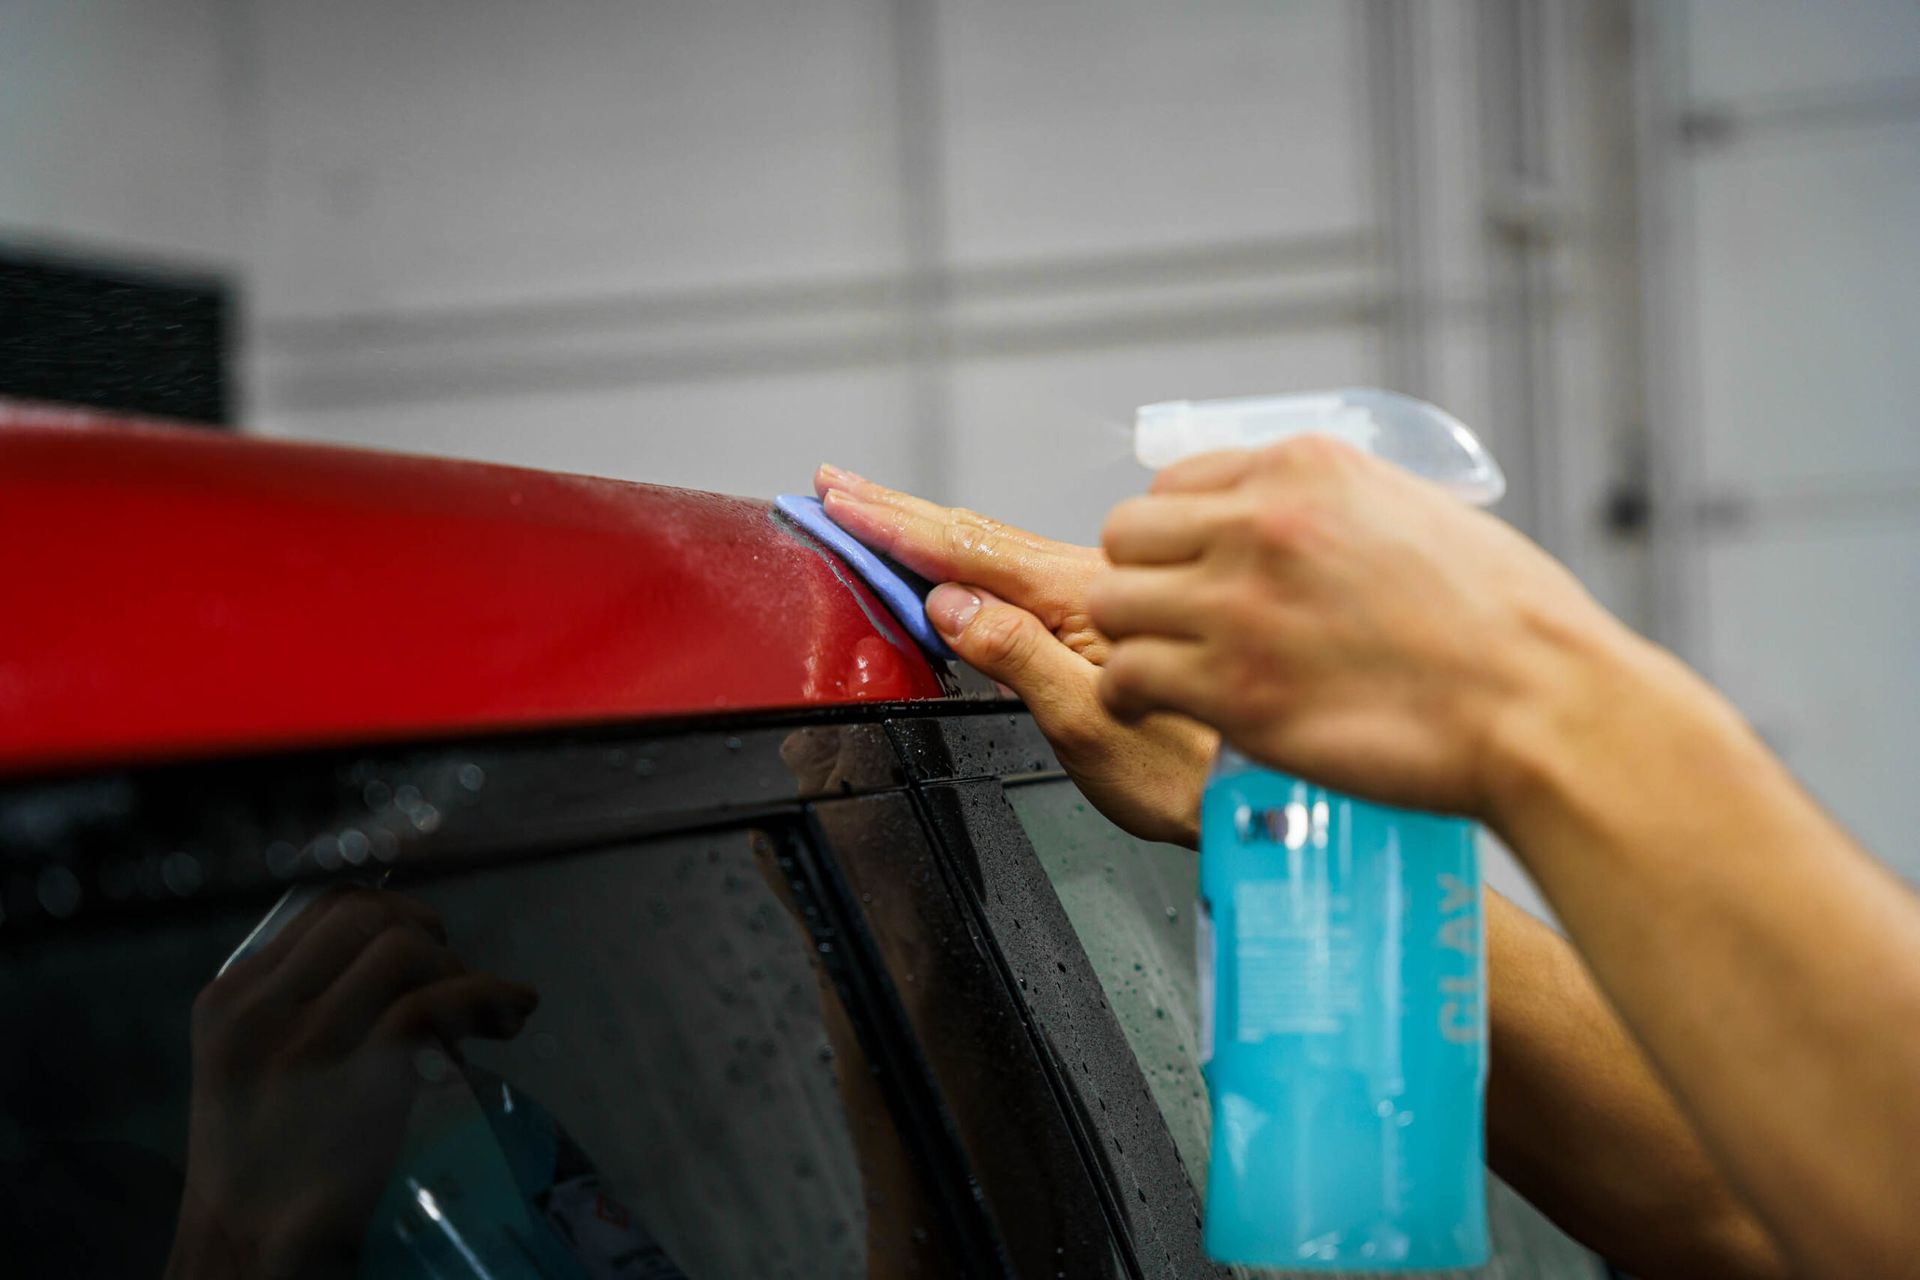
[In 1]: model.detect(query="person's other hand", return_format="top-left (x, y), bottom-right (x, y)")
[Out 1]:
top-left (1091, 438), bottom-right (1632, 819)
top-left (816, 464), bottom-right (1216, 847)
top-left (167, 888), bottom-right (538, 1279)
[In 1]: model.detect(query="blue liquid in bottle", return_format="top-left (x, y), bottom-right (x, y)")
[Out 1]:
top-left (1198, 748), bottom-right (1488, 1271)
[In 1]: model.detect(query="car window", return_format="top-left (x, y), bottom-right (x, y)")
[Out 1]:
top-left (1004, 778), bottom-right (1211, 1187)
top-left (813, 791), bottom-right (1126, 1279)
top-left (0, 822), bottom-right (967, 1279)
top-left (1006, 776), bottom-right (1613, 1280)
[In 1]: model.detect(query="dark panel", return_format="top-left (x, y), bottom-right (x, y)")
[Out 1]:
top-left (887, 711), bottom-right (1060, 784)
top-left (920, 780), bottom-right (1225, 1280)
top-left (0, 821), bottom-right (975, 1277)
top-left (813, 792), bottom-right (1124, 1279)
top-left (0, 245), bottom-right (231, 424)
top-left (0, 718), bottom-right (905, 935)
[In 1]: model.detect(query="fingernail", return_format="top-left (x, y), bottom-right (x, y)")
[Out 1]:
top-left (817, 462), bottom-right (866, 490)
top-left (822, 488), bottom-right (877, 521)
top-left (926, 583), bottom-right (981, 638)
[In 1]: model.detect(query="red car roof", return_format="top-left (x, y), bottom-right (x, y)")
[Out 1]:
top-left (0, 401), bottom-right (948, 774)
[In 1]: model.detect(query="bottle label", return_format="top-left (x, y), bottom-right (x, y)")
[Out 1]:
top-left (1231, 878), bottom-right (1359, 1038)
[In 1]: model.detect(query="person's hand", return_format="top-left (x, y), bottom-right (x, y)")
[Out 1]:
top-left (167, 888), bottom-right (538, 1279)
top-left (1090, 437), bottom-right (1634, 820)
top-left (816, 464), bottom-right (1216, 847)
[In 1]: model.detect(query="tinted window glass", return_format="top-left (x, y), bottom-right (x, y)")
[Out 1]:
top-left (1, 824), bottom-right (964, 1278)
top-left (1004, 779), bottom-right (1211, 1188)
top-left (813, 792), bottom-right (1124, 1278)
top-left (1008, 777), bottom-right (1610, 1280)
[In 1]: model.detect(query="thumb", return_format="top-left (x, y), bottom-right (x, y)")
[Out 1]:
top-left (926, 583), bottom-right (1092, 713)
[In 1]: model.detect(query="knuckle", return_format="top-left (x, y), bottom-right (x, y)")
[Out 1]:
top-left (1053, 608), bottom-right (1105, 659)
top-left (942, 508), bottom-right (998, 560)
top-left (1251, 502), bottom-right (1321, 556)
top-left (968, 608), bottom-right (1031, 669)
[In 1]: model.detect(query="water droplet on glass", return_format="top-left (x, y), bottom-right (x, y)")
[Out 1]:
top-left (36, 865), bottom-right (81, 918)
top-left (338, 829), bottom-right (370, 866)
top-left (393, 784), bottom-right (425, 816)
top-left (410, 804), bottom-right (441, 834)
top-left (161, 851), bottom-right (204, 897)
top-left (309, 834), bottom-right (343, 872)
top-left (817, 1042), bottom-right (835, 1063)
top-left (457, 763), bottom-right (485, 792)
top-left (1165, 905), bottom-right (1179, 922)
top-left (264, 840), bottom-right (300, 879)
top-left (725, 736), bottom-right (743, 752)
top-left (362, 779), bottom-right (393, 810)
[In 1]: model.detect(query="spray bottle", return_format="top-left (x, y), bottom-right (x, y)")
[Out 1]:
top-left (1135, 388), bottom-right (1503, 1271)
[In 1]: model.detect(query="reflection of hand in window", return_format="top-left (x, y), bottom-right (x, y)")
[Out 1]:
top-left (779, 724), bottom-right (861, 797)
top-left (164, 888), bottom-right (538, 1280)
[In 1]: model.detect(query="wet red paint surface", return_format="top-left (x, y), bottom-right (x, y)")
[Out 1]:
top-left (0, 401), bottom-right (945, 773)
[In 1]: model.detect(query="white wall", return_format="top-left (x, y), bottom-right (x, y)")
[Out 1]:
top-left (1647, 0), bottom-right (1920, 874)
top-left (0, 0), bottom-right (237, 264)
top-left (240, 0), bottom-right (1390, 554)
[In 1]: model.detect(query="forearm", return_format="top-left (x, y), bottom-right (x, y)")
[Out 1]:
top-left (1490, 625), bottom-right (1920, 1278)
top-left (1485, 890), bottom-right (1785, 1279)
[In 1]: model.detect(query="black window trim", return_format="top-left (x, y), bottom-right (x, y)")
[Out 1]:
top-left (0, 699), bottom-right (1171, 1278)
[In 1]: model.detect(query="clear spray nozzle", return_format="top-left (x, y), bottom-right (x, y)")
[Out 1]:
top-left (1134, 388), bottom-right (1506, 507)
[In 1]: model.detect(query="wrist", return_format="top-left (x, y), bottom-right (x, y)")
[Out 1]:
top-left (1479, 600), bottom-right (1672, 841)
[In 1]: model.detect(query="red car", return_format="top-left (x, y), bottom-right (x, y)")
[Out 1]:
top-left (0, 402), bottom-right (1217, 1279)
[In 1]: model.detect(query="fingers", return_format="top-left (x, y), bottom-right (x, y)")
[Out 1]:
top-left (371, 972), bottom-right (540, 1049)
top-left (924, 583), bottom-right (1107, 744)
top-left (1102, 494), bottom-right (1250, 566)
top-left (1148, 448), bottom-right (1258, 495)
top-left (259, 890), bottom-right (449, 1010)
top-left (1087, 567), bottom-right (1210, 641)
top-left (816, 466), bottom-right (1100, 624)
top-left (299, 922), bottom-right (467, 1055)
top-left (1099, 637), bottom-right (1217, 723)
